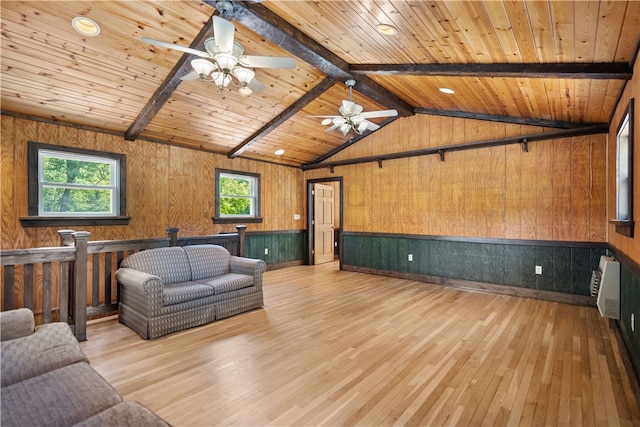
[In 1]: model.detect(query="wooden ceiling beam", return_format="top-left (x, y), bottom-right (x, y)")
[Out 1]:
top-left (223, 1), bottom-right (414, 117)
top-left (350, 63), bottom-right (633, 80)
top-left (227, 76), bottom-right (337, 158)
top-left (124, 13), bottom-right (216, 141)
top-left (301, 124), bottom-right (609, 171)
top-left (414, 108), bottom-right (605, 129)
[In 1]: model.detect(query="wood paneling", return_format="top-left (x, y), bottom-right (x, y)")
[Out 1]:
top-left (305, 114), bottom-right (607, 242)
top-left (0, 116), bottom-right (305, 250)
top-left (608, 54), bottom-right (640, 263)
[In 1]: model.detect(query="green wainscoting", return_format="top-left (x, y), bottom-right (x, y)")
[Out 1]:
top-left (245, 230), bottom-right (307, 267)
top-left (342, 232), bottom-right (607, 297)
top-left (616, 258), bottom-right (640, 383)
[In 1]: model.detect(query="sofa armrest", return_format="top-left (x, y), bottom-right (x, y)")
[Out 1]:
top-left (115, 268), bottom-right (165, 317)
top-left (0, 308), bottom-right (35, 341)
top-left (229, 256), bottom-right (266, 290)
top-left (229, 256), bottom-right (266, 276)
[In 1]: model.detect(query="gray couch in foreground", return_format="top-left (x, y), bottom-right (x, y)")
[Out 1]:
top-left (116, 244), bottom-right (266, 339)
top-left (0, 308), bottom-right (169, 427)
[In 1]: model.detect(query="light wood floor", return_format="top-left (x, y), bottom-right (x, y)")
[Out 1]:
top-left (82, 262), bottom-right (640, 426)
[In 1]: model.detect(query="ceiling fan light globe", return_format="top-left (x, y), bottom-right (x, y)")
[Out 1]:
top-left (214, 52), bottom-right (238, 72)
top-left (238, 86), bottom-right (253, 97)
top-left (333, 117), bottom-right (346, 126)
top-left (232, 67), bottom-right (255, 85)
top-left (357, 121), bottom-right (368, 133)
top-left (191, 58), bottom-right (215, 78)
top-left (211, 71), bottom-right (231, 89)
top-left (339, 123), bottom-right (351, 135)
top-left (351, 115), bottom-right (364, 125)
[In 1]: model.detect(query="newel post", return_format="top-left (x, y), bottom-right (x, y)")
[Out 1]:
top-left (72, 231), bottom-right (91, 341)
top-left (57, 230), bottom-right (76, 324)
top-left (236, 225), bottom-right (246, 257)
top-left (166, 227), bottom-right (179, 247)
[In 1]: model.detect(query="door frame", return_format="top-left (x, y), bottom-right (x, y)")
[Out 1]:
top-left (307, 177), bottom-right (343, 267)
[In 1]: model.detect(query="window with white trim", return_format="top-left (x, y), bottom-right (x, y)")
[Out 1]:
top-left (38, 149), bottom-right (119, 216)
top-left (215, 169), bottom-right (262, 223)
top-left (23, 142), bottom-right (128, 226)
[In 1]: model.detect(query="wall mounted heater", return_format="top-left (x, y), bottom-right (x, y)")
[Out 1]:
top-left (590, 255), bottom-right (621, 319)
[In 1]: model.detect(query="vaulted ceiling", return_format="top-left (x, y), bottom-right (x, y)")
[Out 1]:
top-left (2, 1), bottom-right (639, 168)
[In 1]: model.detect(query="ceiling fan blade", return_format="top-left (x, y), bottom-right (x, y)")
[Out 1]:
top-left (361, 109), bottom-right (399, 119)
top-left (238, 55), bottom-right (296, 69)
top-left (247, 78), bottom-right (265, 92)
top-left (325, 125), bottom-right (337, 132)
top-left (364, 120), bottom-right (380, 131)
top-left (212, 16), bottom-right (235, 54)
top-left (141, 37), bottom-right (213, 59)
top-left (181, 71), bottom-right (199, 81)
top-left (306, 115), bottom-right (342, 118)
top-left (320, 118), bottom-right (333, 126)
top-left (340, 100), bottom-right (363, 116)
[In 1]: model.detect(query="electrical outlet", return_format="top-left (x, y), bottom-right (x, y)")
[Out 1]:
top-left (264, 248), bottom-right (268, 255)
top-left (408, 254), bottom-right (413, 262)
top-left (632, 313), bottom-right (635, 332)
top-left (535, 265), bottom-right (543, 275)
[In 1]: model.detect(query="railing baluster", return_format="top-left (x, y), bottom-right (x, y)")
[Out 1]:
top-left (3, 265), bottom-right (15, 310)
top-left (42, 262), bottom-right (52, 324)
top-left (104, 252), bottom-right (112, 304)
top-left (92, 253), bottom-right (100, 307)
top-left (59, 261), bottom-right (69, 323)
top-left (23, 264), bottom-right (34, 310)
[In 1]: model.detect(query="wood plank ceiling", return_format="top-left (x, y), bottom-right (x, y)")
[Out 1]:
top-left (1, 1), bottom-right (639, 167)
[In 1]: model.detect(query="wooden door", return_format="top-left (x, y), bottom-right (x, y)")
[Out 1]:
top-left (313, 183), bottom-right (335, 264)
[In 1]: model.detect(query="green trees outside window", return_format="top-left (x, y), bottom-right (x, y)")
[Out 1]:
top-left (215, 169), bottom-right (260, 220)
top-left (41, 155), bottom-right (115, 214)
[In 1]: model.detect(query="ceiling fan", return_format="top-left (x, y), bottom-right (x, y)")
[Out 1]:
top-left (141, 14), bottom-right (296, 96)
top-left (308, 80), bottom-right (398, 136)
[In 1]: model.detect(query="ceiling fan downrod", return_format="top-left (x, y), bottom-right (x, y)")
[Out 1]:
top-left (215, 1), bottom-right (234, 18)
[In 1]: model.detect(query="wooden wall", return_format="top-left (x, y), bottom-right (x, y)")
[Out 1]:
top-left (305, 115), bottom-right (607, 242)
top-left (0, 116), bottom-right (306, 250)
top-left (608, 56), bottom-right (640, 264)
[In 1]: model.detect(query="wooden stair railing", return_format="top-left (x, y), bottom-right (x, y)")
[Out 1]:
top-left (0, 226), bottom-right (246, 341)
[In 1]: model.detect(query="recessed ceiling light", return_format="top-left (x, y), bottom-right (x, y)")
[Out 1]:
top-left (439, 87), bottom-right (455, 95)
top-left (72, 17), bottom-right (101, 37)
top-left (275, 149), bottom-right (285, 156)
top-left (376, 24), bottom-right (397, 36)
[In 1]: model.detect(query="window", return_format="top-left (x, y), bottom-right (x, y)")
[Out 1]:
top-left (22, 142), bottom-right (128, 227)
top-left (214, 169), bottom-right (262, 224)
top-left (611, 98), bottom-right (634, 237)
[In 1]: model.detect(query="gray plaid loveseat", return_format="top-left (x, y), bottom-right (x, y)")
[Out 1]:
top-left (116, 244), bottom-right (266, 339)
top-left (0, 308), bottom-right (169, 427)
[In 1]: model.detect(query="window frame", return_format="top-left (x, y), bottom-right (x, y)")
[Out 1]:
top-left (21, 142), bottom-right (129, 227)
top-left (610, 98), bottom-right (634, 237)
top-left (214, 168), bottom-right (262, 224)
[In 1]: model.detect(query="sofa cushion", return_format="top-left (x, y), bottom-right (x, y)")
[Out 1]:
top-left (163, 281), bottom-right (217, 306)
top-left (0, 308), bottom-right (35, 341)
top-left (196, 273), bottom-right (254, 295)
top-left (1, 362), bottom-right (122, 427)
top-left (183, 244), bottom-right (231, 280)
top-left (121, 246), bottom-right (192, 285)
top-left (73, 401), bottom-right (171, 427)
top-left (1, 322), bottom-right (88, 387)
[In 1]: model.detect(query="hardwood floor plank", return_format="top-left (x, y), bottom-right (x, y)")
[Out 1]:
top-left (81, 262), bottom-right (640, 426)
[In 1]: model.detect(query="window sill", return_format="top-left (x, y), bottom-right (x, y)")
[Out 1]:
top-left (20, 216), bottom-right (131, 227)
top-left (213, 217), bottom-right (263, 224)
top-left (610, 220), bottom-right (634, 238)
